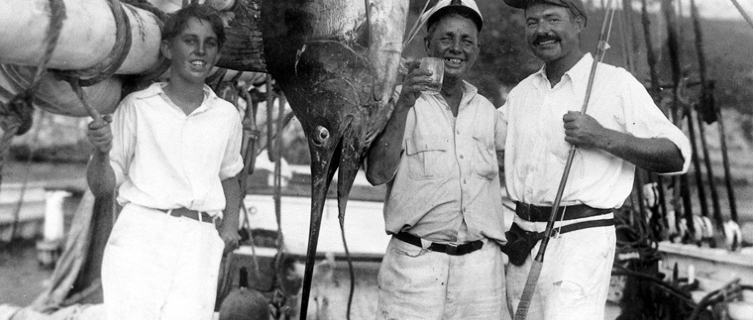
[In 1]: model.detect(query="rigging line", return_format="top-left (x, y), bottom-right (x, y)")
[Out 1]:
top-left (9, 110), bottom-right (47, 241)
top-left (729, 0), bottom-right (753, 31)
top-left (403, 0), bottom-right (433, 49)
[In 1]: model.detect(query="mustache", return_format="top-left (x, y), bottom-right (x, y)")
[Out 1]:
top-left (533, 34), bottom-right (560, 45)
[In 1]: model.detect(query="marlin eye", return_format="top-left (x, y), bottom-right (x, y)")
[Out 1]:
top-left (313, 125), bottom-right (330, 146)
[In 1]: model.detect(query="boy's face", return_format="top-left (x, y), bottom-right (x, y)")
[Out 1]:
top-left (161, 17), bottom-right (221, 85)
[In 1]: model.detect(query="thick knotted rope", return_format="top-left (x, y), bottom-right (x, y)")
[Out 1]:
top-left (0, 0), bottom-right (66, 138)
top-left (53, 0), bottom-right (133, 126)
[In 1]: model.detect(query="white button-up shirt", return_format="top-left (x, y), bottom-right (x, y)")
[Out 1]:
top-left (500, 53), bottom-right (691, 209)
top-left (384, 81), bottom-right (507, 244)
top-left (109, 83), bottom-right (244, 216)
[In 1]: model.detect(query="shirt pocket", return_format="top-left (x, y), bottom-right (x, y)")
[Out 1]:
top-left (405, 137), bottom-right (450, 180)
top-left (472, 135), bottom-right (499, 180)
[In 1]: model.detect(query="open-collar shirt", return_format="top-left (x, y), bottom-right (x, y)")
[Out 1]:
top-left (384, 81), bottom-right (507, 244)
top-left (109, 82), bottom-right (244, 216)
top-left (500, 53), bottom-right (691, 209)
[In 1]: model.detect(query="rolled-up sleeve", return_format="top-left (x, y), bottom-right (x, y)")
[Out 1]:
top-left (622, 70), bottom-right (692, 175)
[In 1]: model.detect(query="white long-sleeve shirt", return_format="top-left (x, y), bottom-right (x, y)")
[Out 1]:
top-left (500, 53), bottom-right (691, 209)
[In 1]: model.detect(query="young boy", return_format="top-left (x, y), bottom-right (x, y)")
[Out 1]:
top-left (86, 4), bottom-right (243, 320)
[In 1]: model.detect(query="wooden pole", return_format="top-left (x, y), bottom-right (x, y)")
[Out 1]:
top-left (689, 0), bottom-right (738, 223)
top-left (630, 0), bottom-right (668, 225)
top-left (640, 0), bottom-right (660, 95)
top-left (688, 0), bottom-right (721, 222)
top-left (685, 102), bottom-right (709, 218)
top-left (674, 0), bottom-right (711, 222)
top-left (641, 0), bottom-right (678, 234)
top-left (711, 81), bottom-right (739, 223)
top-left (662, 0), bottom-right (696, 239)
top-left (694, 105), bottom-right (724, 223)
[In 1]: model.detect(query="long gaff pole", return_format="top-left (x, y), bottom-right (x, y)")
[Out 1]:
top-left (513, 2), bottom-right (616, 319)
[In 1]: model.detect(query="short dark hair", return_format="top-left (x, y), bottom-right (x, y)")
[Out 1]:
top-left (162, 4), bottom-right (226, 49)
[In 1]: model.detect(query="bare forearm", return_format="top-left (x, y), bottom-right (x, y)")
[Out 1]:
top-left (366, 104), bottom-right (410, 185)
top-left (220, 176), bottom-right (242, 232)
top-left (86, 152), bottom-right (116, 198)
top-left (597, 129), bottom-right (684, 173)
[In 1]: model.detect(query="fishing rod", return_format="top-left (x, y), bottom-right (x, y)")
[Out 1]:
top-left (513, 1), bottom-right (617, 319)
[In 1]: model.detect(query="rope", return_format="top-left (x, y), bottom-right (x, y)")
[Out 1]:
top-left (0, 0), bottom-right (66, 136)
top-left (52, 0), bottom-right (132, 128)
top-left (54, 0), bottom-right (132, 88)
top-left (403, 0), bottom-right (432, 49)
top-left (8, 111), bottom-right (47, 241)
top-left (0, 0), bottom-right (67, 242)
top-left (118, 0), bottom-right (170, 87)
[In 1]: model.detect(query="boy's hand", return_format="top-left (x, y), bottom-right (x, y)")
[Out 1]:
top-left (218, 224), bottom-right (241, 255)
top-left (87, 115), bottom-right (113, 154)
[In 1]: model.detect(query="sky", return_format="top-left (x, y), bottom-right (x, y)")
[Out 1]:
top-left (679, 0), bottom-right (753, 20)
top-left (607, 0), bottom-right (753, 21)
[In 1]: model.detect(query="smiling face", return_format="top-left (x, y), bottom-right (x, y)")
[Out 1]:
top-left (525, 4), bottom-right (584, 65)
top-left (424, 14), bottom-right (480, 80)
top-left (161, 17), bottom-right (221, 85)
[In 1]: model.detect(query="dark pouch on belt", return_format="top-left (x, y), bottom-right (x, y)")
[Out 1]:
top-left (499, 223), bottom-right (542, 266)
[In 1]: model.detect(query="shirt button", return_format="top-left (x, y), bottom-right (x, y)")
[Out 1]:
top-left (463, 207), bottom-right (467, 212)
top-left (460, 155), bottom-right (464, 159)
top-left (463, 179), bottom-right (467, 184)
top-left (456, 130), bottom-right (460, 135)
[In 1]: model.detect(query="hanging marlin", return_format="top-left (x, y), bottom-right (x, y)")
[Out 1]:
top-left (260, 0), bottom-right (408, 318)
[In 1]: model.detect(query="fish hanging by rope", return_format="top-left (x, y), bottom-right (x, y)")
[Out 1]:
top-left (260, 0), bottom-right (408, 318)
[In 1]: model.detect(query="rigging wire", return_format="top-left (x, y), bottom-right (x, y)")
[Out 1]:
top-left (729, 0), bottom-right (753, 31)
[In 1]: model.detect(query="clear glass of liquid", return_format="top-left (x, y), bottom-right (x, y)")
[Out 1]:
top-left (419, 57), bottom-right (444, 94)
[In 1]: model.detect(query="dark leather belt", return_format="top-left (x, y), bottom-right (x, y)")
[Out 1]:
top-left (159, 207), bottom-right (214, 224)
top-left (515, 202), bottom-right (612, 222)
top-left (395, 232), bottom-right (483, 256)
top-left (517, 218), bottom-right (616, 240)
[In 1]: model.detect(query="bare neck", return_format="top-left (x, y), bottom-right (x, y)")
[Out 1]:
top-left (163, 80), bottom-right (205, 115)
top-left (441, 76), bottom-right (464, 117)
top-left (545, 51), bottom-right (585, 87)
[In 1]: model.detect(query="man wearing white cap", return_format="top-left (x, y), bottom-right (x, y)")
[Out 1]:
top-left (366, 0), bottom-right (509, 319)
top-left (499, 0), bottom-right (691, 318)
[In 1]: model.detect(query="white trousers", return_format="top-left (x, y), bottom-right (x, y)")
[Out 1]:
top-left (506, 223), bottom-right (616, 320)
top-left (102, 204), bottom-right (225, 320)
top-left (376, 236), bottom-right (510, 320)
